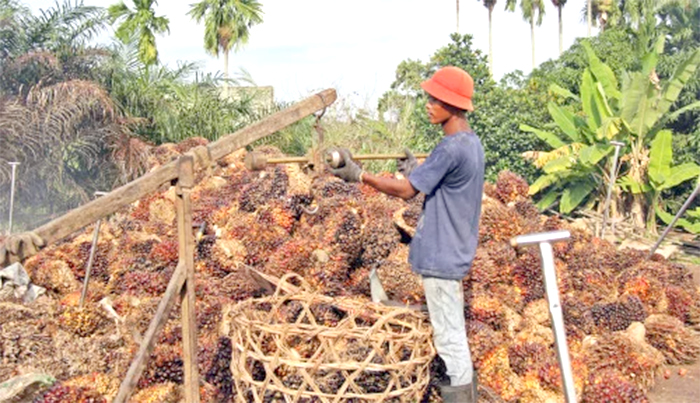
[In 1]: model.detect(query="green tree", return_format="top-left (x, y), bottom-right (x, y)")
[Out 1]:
top-left (379, 34), bottom-right (550, 183)
top-left (188, 0), bottom-right (263, 80)
top-left (550, 0), bottom-right (567, 55)
top-left (506, 0), bottom-right (546, 70)
top-left (108, 0), bottom-right (169, 67)
top-left (478, 0), bottom-right (498, 75)
top-left (0, 1), bottom-right (142, 229)
top-left (524, 41), bottom-right (700, 231)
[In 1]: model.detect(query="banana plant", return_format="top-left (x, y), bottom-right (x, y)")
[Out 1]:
top-left (615, 37), bottom-right (700, 229)
top-left (619, 130), bottom-right (700, 230)
top-left (657, 205), bottom-right (700, 234)
top-left (521, 41), bottom-right (625, 214)
top-left (522, 40), bottom-right (700, 232)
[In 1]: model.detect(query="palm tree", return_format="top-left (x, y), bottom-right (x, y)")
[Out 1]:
top-left (551, 0), bottom-right (567, 55)
top-left (108, 0), bottom-right (170, 67)
top-left (587, 0), bottom-right (592, 36)
top-left (479, 0), bottom-right (498, 75)
top-left (506, 0), bottom-right (545, 70)
top-left (188, 0), bottom-right (264, 80)
top-left (0, 1), bottom-right (144, 226)
top-left (456, 0), bottom-right (460, 32)
top-left (580, 0), bottom-right (620, 34)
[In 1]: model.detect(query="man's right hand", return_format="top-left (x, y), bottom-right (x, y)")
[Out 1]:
top-left (329, 148), bottom-right (364, 183)
top-left (397, 148), bottom-right (418, 177)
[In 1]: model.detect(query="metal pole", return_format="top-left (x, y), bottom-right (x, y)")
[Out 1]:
top-left (512, 230), bottom-right (576, 403)
top-left (7, 162), bottom-right (20, 235)
top-left (649, 179), bottom-right (700, 258)
top-left (601, 141), bottom-right (624, 239)
top-left (79, 191), bottom-right (107, 307)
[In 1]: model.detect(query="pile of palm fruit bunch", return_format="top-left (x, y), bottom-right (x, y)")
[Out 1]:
top-left (0, 136), bottom-right (699, 402)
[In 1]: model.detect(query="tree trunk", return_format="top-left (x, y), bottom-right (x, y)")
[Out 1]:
top-left (488, 7), bottom-right (493, 75)
top-left (530, 17), bottom-right (536, 70)
top-left (587, 0), bottom-right (592, 37)
top-left (558, 6), bottom-right (563, 55)
top-left (223, 50), bottom-right (230, 88)
top-left (456, 0), bottom-right (459, 32)
top-left (628, 156), bottom-right (648, 230)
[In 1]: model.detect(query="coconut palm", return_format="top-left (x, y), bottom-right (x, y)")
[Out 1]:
top-left (551, 0), bottom-right (567, 55)
top-left (479, 0), bottom-right (498, 75)
top-left (506, 0), bottom-right (545, 70)
top-left (188, 0), bottom-right (264, 80)
top-left (580, 0), bottom-right (621, 33)
top-left (108, 0), bottom-right (169, 66)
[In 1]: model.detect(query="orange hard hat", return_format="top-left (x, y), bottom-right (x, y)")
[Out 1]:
top-left (420, 66), bottom-right (474, 112)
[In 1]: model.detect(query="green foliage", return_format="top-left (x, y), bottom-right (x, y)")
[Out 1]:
top-left (525, 39), bottom-right (700, 230)
top-left (103, 38), bottom-right (258, 144)
top-left (188, 0), bottom-right (263, 55)
top-left (505, 0), bottom-right (546, 25)
top-left (0, 0), bottom-right (109, 94)
top-left (378, 34), bottom-right (549, 183)
top-left (188, 0), bottom-right (263, 79)
top-left (108, 0), bottom-right (169, 66)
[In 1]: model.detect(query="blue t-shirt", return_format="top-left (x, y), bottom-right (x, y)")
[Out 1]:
top-left (407, 131), bottom-right (484, 280)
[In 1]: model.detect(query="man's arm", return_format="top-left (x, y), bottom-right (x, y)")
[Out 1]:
top-left (361, 173), bottom-right (418, 200)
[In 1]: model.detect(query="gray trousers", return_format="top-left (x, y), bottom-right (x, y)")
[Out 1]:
top-left (422, 276), bottom-right (474, 386)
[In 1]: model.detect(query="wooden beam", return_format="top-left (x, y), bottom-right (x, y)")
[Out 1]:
top-left (5, 89), bottom-right (337, 260)
top-left (209, 89), bottom-right (336, 161)
top-left (113, 262), bottom-right (186, 403)
top-left (176, 156), bottom-right (199, 403)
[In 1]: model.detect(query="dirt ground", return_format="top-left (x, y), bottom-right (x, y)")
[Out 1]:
top-left (647, 260), bottom-right (700, 402)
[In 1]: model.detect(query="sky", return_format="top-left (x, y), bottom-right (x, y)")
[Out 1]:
top-left (29, 0), bottom-right (598, 110)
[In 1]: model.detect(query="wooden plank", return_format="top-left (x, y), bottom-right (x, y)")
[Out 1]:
top-left (35, 161), bottom-right (178, 248)
top-left (209, 89), bottom-right (336, 161)
top-left (4, 89), bottom-right (337, 261)
top-left (177, 156), bottom-right (199, 403)
top-left (113, 262), bottom-right (187, 403)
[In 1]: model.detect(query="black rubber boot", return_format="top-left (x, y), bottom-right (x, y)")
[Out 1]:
top-left (439, 381), bottom-right (477, 403)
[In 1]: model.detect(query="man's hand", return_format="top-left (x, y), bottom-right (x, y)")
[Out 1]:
top-left (397, 148), bottom-right (418, 177)
top-left (329, 148), bottom-right (363, 183)
top-left (0, 232), bottom-right (45, 266)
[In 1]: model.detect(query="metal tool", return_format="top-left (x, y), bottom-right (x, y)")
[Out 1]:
top-left (369, 267), bottom-right (389, 303)
top-left (245, 150), bottom-right (429, 171)
top-left (511, 230), bottom-right (576, 403)
top-left (601, 141), bottom-right (624, 239)
top-left (649, 177), bottom-right (700, 258)
top-left (7, 162), bottom-right (19, 235)
top-left (79, 191), bottom-right (108, 307)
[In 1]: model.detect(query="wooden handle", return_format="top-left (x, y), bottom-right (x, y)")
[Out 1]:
top-left (354, 153), bottom-right (429, 161)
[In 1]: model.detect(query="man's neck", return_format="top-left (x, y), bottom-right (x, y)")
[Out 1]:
top-left (442, 115), bottom-right (471, 136)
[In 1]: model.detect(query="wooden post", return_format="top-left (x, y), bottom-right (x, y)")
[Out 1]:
top-left (177, 155), bottom-right (200, 402)
top-left (113, 263), bottom-right (186, 403)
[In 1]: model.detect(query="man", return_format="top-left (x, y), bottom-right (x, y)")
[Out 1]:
top-left (330, 66), bottom-right (484, 403)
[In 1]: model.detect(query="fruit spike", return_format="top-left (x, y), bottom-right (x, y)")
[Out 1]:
top-left (494, 170), bottom-right (530, 204)
top-left (644, 314), bottom-right (700, 365)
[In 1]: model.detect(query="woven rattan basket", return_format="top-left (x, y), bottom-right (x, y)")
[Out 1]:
top-left (225, 274), bottom-right (436, 402)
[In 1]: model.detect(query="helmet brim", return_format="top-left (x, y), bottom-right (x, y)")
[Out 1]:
top-left (421, 80), bottom-right (474, 112)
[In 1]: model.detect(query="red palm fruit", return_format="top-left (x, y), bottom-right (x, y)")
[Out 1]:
top-left (645, 314), bottom-right (700, 365)
top-left (582, 368), bottom-right (648, 403)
